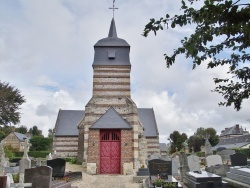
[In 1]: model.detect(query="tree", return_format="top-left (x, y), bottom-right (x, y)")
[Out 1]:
top-left (28, 125), bottom-right (42, 136)
top-left (169, 130), bottom-right (188, 153)
top-left (143, 0), bottom-right (250, 111)
top-left (0, 81), bottom-right (25, 125)
top-left (187, 135), bottom-right (203, 152)
top-left (0, 126), bottom-right (15, 141)
top-left (188, 127), bottom-right (219, 151)
top-left (29, 136), bottom-right (52, 151)
top-left (48, 128), bottom-right (54, 138)
top-left (15, 125), bottom-right (28, 134)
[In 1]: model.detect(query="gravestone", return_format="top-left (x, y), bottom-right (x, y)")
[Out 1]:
top-left (172, 156), bottom-right (180, 176)
top-left (205, 155), bottom-right (229, 177)
top-left (187, 155), bottom-right (201, 172)
top-left (6, 173), bottom-right (14, 188)
top-left (185, 171), bottom-right (228, 188)
top-left (230, 153), bottom-right (247, 166)
top-left (217, 149), bottom-right (235, 163)
top-left (36, 157), bottom-right (42, 167)
top-left (179, 153), bottom-right (190, 182)
top-left (148, 158), bottom-right (181, 188)
top-left (0, 176), bottom-right (7, 188)
top-left (185, 153), bottom-right (228, 187)
top-left (204, 134), bottom-right (213, 156)
top-left (148, 158), bottom-right (172, 180)
top-left (24, 166), bottom-right (52, 188)
top-left (206, 155), bottom-right (223, 167)
top-left (19, 139), bottom-right (32, 174)
top-left (47, 158), bottom-right (66, 177)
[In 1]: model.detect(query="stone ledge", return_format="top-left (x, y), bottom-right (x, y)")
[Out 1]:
top-left (223, 177), bottom-right (250, 188)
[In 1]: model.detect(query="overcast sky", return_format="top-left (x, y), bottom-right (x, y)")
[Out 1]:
top-left (1, 0), bottom-right (249, 142)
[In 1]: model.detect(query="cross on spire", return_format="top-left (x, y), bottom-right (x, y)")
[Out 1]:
top-left (109, 0), bottom-right (118, 18)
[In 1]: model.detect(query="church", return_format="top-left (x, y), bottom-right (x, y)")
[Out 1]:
top-left (53, 16), bottom-right (160, 174)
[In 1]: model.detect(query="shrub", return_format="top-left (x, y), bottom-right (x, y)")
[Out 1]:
top-left (234, 148), bottom-right (250, 158)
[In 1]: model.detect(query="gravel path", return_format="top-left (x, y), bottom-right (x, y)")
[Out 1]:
top-left (66, 163), bottom-right (142, 188)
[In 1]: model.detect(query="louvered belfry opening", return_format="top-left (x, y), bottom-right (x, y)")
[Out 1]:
top-left (100, 130), bottom-right (121, 174)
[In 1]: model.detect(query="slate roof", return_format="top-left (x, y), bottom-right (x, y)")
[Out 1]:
top-left (137, 108), bottom-right (159, 137)
top-left (54, 110), bottom-right (85, 136)
top-left (13, 132), bottom-right (29, 141)
top-left (89, 107), bottom-right (132, 129)
top-left (220, 124), bottom-right (243, 137)
top-left (94, 18), bottom-right (130, 47)
top-left (54, 108), bottom-right (158, 137)
top-left (93, 18), bottom-right (130, 66)
top-left (213, 134), bottom-right (250, 150)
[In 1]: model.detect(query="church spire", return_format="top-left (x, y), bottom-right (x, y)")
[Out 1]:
top-left (108, 18), bottom-right (117, 38)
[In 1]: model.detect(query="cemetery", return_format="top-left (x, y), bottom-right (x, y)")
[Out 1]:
top-left (0, 140), bottom-right (81, 188)
top-left (2, 133), bottom-right (250, 188)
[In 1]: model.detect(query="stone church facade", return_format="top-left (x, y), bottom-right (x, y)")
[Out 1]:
top-left (53, 18), bottom-right (160, 174)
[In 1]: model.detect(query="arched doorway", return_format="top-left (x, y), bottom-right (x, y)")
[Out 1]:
top-left (100, 129), bottom-right (121, 174)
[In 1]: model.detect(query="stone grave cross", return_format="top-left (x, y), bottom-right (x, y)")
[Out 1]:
top-left (0, 141), bottom-right (6, 175)
top-left (21, 139), bottom-right (31, 158)
top-left (204, 133), bottom-right (213, 156)
top-left (191, 146), bottom-right (194, 154)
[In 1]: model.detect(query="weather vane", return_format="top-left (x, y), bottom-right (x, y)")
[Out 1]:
top-left (109, 0), bottom-right (118, 18)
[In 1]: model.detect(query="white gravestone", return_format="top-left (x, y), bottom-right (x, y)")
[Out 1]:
top-left (187, 155), bottom-right (201, 172)
top-left (206, 155), bottom-right (223, 167)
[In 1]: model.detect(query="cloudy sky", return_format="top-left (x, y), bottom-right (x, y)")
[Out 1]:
top-left (1, 0), bottom-right (249, 142)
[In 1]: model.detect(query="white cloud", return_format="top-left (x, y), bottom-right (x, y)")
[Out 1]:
top-left (1, 0), bottom-right (249, 140)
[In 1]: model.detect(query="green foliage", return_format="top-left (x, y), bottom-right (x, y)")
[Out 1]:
top-left (196, 151), bottom-right (205, 157)
top-left (12, 174), bottom-right (19, 183)
top-left (169, 130), bottom-right (187, 153)
top-left (28, 126), bottom-right (42, 136)
top-left (0, 81), bottom-right (25, 126)
top-left (153, 178), bottom-right (164, 186)
top-left (14, 151), bottom-right (50, 158)
top-left (143, 0), bottom-right (250, 111)
top-left (48, 128), bottom-right (54, 138)
top-left (188, 127), bottom-right (219, 152)
top-left (0, 126), bottom-right (15, 141)
top-left (188, 135), bottom-right (203, 152)
top-left (234, 148), bottom-right (250, 158)
top-left (15, 125), bottom-right (28, 134)
top-left (29, 136), bottom-right (52, 151)
top-left (64, 157), bottom-right (78, 164)
top-left (4, 145), bottom-right (17, 159)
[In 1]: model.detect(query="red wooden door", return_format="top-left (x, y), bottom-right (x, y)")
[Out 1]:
top-left (100, 130), bottom-right (121, 174)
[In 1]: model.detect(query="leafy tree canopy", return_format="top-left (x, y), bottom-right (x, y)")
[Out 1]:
top-left (0, 126), bottom-right (15, 141)
top-left (29, 135), bottom-right (52, 151)
top-left (28, 125), bottom-right (42, 136)
top-left (188, 127), bottom-right (219, 151)
top-left (15, 125), bottom-right (28, 134)
top-left (169, 130), bottom-right (188, 153)
top-left (143, 0), bottom-right (250, 111)
top-left (0, 81), bottom-right (25, 126)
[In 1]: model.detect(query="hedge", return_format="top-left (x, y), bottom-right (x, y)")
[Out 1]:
top-left (14, 151), bottom-right (50, 158)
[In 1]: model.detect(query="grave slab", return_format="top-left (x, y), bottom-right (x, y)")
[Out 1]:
top-left (230, 153), bottom-right (247, 166)
top-left (0, 176), bottom-right (7, 188)
top-left (24, 166), bottom-right (52, 188)
top-left (47, 158), bottom-right (66, 177)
